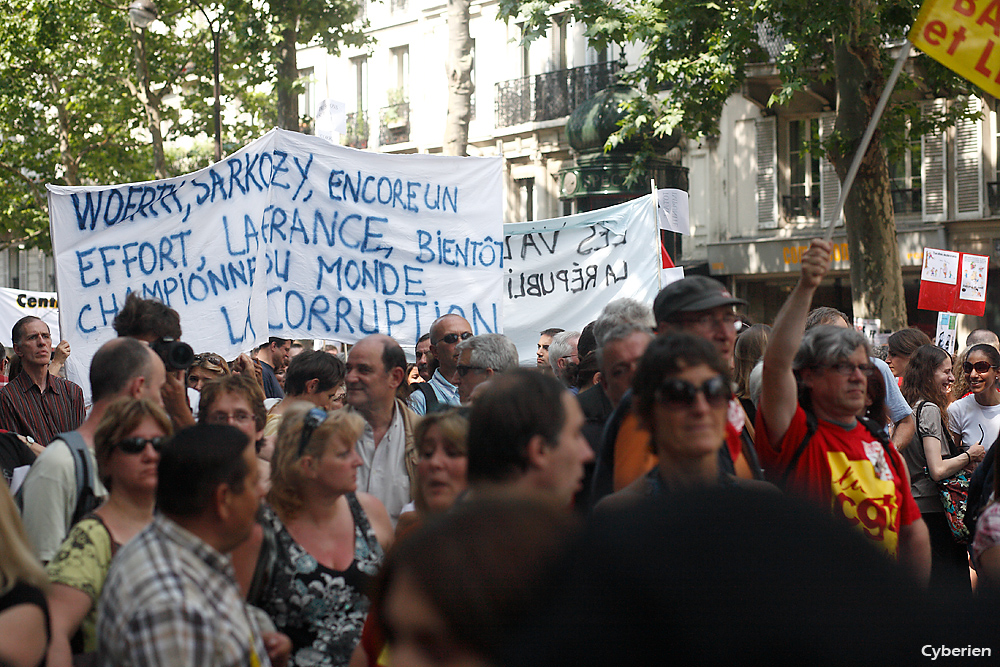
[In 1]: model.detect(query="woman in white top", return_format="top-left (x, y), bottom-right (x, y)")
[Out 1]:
top-left (948, 343), bottom-right (1000, 456)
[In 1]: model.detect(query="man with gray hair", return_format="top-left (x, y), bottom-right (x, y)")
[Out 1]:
top-left (454, 334), bottom-right (519, 404)
top-left (758, 239), bottom-right (930, 583)
top-left (548, 331), bottom-right (581, 391)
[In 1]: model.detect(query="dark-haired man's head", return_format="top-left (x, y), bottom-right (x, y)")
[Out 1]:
top-left (346, 335), bottom-right (407, 418)
top-left (654, 276), bottom-right (746, 365)
top-left (284, 350), bottom-right (346, 408)
top-left (415, 333), bottom-right (434, 381)
top-left (112, 293), bottom-right (182, 342)
top-left (157, 424), bottom-right (261, 553)
top-left (467, 369), bottom-right (592, 507)
top-left (257, 337), bottom-right (291, 372)
top-left (90, 337), bottom-right (166, 406)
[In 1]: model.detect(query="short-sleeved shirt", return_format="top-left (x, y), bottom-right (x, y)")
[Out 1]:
top-left (20, 436), bottom-right (108, 562)
top-left (0, 372), bottom-right (85, 446)
top-left (97, 514), bottom-right (270, 667)
top-left (902, 401), bottom-right (951, 513)
top-left (872, 357), bottom-right (912, 425)
top-left (46, 516), bottom-right (118, 653)
top-left (260, 361), bottom-right (284, 399)
top-left (972, 501), bottom-right (1000, 570)
top-left (948, 394), bottom-right (1000, 453)
top-left (756, 405), bottom-right (920, 559)
top-left (355, 401), bottom-right (412, 525)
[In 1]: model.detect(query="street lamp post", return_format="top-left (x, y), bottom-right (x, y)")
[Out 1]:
top-left (189, 0), bottom-right (223, 163)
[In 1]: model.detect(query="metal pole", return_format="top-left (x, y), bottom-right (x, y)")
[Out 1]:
top-left (824, 40), bottom-right (911, 242)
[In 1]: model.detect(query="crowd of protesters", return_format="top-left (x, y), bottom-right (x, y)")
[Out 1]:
top-left (3, 238), bottom-right (1000, 666)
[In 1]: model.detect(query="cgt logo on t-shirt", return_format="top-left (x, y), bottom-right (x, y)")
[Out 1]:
top-left (827, 445), bottom-right (901, 558)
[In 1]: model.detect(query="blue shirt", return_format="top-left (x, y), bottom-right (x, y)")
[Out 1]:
top-left (407, 369), bottom-right (460, 415)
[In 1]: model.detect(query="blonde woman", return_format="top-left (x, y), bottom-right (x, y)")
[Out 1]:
top-left (396, 409), bottom-right (469, 535)
top-left (44, 397), bottom-right (172, 667)
top-left (235, 405), bottom-right (392, 666)
top-left (0, 482), bottom-right (50, 667)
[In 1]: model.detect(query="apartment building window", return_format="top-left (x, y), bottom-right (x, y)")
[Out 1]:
top-left (786, 118), bottom-right (821, 219)
top-left (552, 14), bottom-right (569, 70)
top-left (391, 45), bottom-right (409, 98)
top-left (889, 130), bottom-right (922, 215)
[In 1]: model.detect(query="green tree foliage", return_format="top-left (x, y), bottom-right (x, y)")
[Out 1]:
top-left (500, 0), bottom-right (979, 327)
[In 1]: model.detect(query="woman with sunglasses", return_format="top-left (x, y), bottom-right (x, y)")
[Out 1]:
top-left (44, 397), bottom-right (172, 667)
top-left (598, 333), bottom-right (774, 509)
top-left (186, 352), bottom-right (230, 392)
top-left (235, 404), bottom-right (392, 667)
top-left (901, 345), bottom-right (984, 591)
top-left (947, 343), bottom-right (1000, 462)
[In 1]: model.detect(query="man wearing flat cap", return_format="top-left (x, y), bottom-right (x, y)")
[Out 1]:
top-left (590, 276), bottom-right (760, 506)
top-left (653, 276), bottom-right (746, 367)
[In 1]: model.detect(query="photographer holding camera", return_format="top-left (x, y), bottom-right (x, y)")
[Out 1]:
top-left (113, 293), bottom-right (196, 429)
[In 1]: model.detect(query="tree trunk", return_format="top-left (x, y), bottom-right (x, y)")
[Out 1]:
top-left (276, 5), bottom-right (301, 132)
top-left (832, 11), bottom-right (907, 331)
top-left (131, 27), bottom-right (168, 179)
top-left (443, 0), bottom-right (473, 156)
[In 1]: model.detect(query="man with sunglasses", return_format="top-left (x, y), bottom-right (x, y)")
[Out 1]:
top-left (454, 334), bottom-right (519, 404)
top-left (408, 314), bottom-right (473, 415)
top-left (757, 239), bottom-right (930, 583)
top-left (20, 338), bottom-right (166, 563)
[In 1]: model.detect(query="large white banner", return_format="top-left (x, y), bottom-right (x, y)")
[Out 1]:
top-left (0, 288), bottom-right (61, 348)
top-left (48, 129), bottom-right (503, 389)
top-left (504, 195), bottom-right (661, 366)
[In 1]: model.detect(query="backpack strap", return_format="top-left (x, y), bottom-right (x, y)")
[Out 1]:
top-left (414, 382), bottom-right (441, 413)
top-left (780, 407), bottom-right (818, 488)
top-left (56, 431), bottom-right (99, 526)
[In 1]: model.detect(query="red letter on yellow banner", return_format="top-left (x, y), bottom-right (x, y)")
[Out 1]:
top-left (911, 0), bottom-right (1000, 96)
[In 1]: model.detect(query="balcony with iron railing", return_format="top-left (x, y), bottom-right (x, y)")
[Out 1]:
top-left (495, 61), bottom-right (620, 128)
top-left (891, 187), bottom-right (922, 215)
top-left (344, 112), bottom-right (369, 149)
top-left (380, 102), bottom-right (410, 146)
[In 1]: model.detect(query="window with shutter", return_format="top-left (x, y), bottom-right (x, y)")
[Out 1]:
top-left (756, 116), bottom-right (778, 229)
top-left (922, 99), bottom-right (947, 222)
top-left (819, 114), bottom-right (841, 226)
top-left (954, 96), bottom-right (983, 219)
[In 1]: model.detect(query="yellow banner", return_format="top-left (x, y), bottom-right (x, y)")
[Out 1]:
top-left (911, 0), bottom-right (1000, 97)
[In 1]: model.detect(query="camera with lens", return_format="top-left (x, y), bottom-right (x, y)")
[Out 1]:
top-left (151, 337), bottom-right (194, 372)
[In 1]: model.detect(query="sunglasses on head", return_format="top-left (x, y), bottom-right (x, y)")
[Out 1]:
top-left (963, 361), bottom-right (998, 374)
top-left (116, 437), bottom-right (165, 454)
top-left (439, 332), bottom-right (473, 345)
top-left (298, 407), bottom-right (328, 458)
top-left (655, 376), bottom-right (731, 408)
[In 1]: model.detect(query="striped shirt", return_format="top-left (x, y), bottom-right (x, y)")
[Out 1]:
top-left (0, 371), bottom-right (85, 446)
top-left (97, 514), bottom-right (271, 667)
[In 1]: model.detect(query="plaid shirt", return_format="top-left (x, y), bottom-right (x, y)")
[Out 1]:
top-left (97, 514), bottom-right (270, 667)
top-left (0, 371), bottom-right (85, 446)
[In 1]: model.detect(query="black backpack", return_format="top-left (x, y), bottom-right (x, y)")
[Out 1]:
top-left (15, 431), bottom-right (101, 529)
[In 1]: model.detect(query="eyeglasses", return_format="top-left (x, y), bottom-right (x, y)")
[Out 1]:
top-left (963, 361), bottom-right (998, 374)
top-left (825, 361), bottom-right (875, 376)
top-left (206, 411), bottom-right (256, 426)
top-left (439, 332), bottom-right (473, 345)
top-left (116, 437), bottom-right (165, 454)
top-left (298, 407), bottom-right (328, 458)
top-left (655, 376), bottom-right (731, 408)
top-left (456, 364), bottom-right (488, 377)
top-left (679, 312), bottom-right (740, 332)
top-left (193, 353), bottom-right (226, 366)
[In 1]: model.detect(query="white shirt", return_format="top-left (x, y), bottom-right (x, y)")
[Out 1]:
top-left (948, 393), bottom-right (1000, 452)
top-left (355, 403), bottom-right (410, 525)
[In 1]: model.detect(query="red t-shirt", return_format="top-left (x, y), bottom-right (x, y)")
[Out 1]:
top-left (756, 405), bottom-right (920, 559)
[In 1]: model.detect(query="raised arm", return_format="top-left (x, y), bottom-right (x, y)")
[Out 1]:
top-left (759, 239), bottom-right (832, 448)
